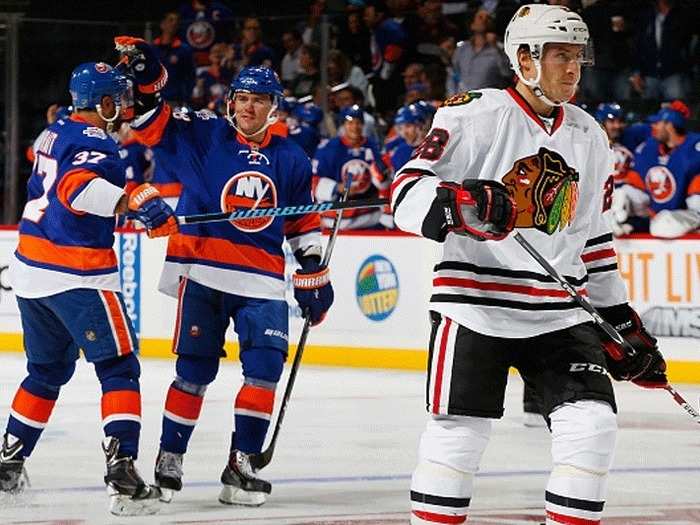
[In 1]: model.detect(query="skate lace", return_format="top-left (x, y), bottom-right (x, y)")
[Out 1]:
top-left (233, 451), bottom-right (256, 479)
top-left (157, 451), bottom-right (183, 479)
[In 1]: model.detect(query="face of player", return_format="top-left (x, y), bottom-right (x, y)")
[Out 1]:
top-left (398, 123), bottom-right (423, 145)
top-left (344, 118), bottom-right (364, 143)
top-left (538, 43), bottom-right (583, 104)
top-left (654, 122), bottom-right (671, 144)
top-left (233, 92), bottom-right (273, 136)
top-left (603, 117), bottom-right (624, 142)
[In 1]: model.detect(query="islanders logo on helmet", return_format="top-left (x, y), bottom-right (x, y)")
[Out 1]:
top-left (229, 66), bottom-right (283, 98)
top-left (69, 62), bottom-right (130, 124)
top-left (645, 166), bottom-right (676, 204)
top-left (220, 171), bottom-right (278, 232)
top-left (501, 147), bottom-right (580, 234)
top-left (356, 255), bottom-right (399, 322)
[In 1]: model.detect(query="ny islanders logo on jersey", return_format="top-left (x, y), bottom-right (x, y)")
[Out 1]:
top-left (341, 159), bottom-right (373, 196)
top-left (502, 147), bottom-right (579, 234)
top-left (220, 171), bottom-right (277, 232)
top-left (186, 20), bottom-right (215, 50)
top-left (645, 166), bottom-right (676, 203)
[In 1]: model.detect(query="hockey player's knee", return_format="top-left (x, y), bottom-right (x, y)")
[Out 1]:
top-left (240, 348), bottom-right (285, 384)
top-left (27, 360), bottom-right (76, 390)
top-left (418, 415), bottom-right (492, 473)
top-left (550, 400), bottom-right (617, 476)
top-left (94, 353), bottom-right (141, 389)
top-left (175, 354), bottom-right (220, 385)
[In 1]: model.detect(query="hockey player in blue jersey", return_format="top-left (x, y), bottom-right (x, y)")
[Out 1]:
top-left (115, 36), bottom-right (334, 506)
top-left (594, 103), bottom-right (634, 186)
top-left (612, 103), bottom-right (700, 238)
top-left (0, 61), bottom-right (175, 516)
top-left (313, 104), bottom-right (391, 229)
top-left (390, 103), bottom-right (430, 171)
top-left (290, 102), bottom-right (323, 157)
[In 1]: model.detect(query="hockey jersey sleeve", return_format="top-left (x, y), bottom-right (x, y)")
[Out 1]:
top-left (581, 135), bottom-right (629, 308)
top-left (391, 105), bottom-right (474, 240)
top-left (285, 149), bottom-right (321, 256)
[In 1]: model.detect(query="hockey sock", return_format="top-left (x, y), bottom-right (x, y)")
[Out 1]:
top-left (160, 354), bottom-right (218, 454)
top-left (6, 377), bottom-right (59, 458)
top-left (232, 380), bottom-right (275, 453)
top-left (95, 354), bottom-right (142, 459)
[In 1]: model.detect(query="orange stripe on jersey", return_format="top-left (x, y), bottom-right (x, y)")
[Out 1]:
top-left (269, 120), bottom-right (288, 138)
top-left (284, 214), bottom-right (320, 236)
top-left (237, 129), bottom-right (272, 149)
top-left (131, 104), bottom-right (172, 147)
top-left (17, 234), bottom-right (117, 272)
top-left (235, 384), bottom-right (275, 415)
top-left (100, 291), bottom-right (133, 356)
top-left (12, 388), bottom-right (56, 423)
top-left (165, 386), bottom-right (204, 420)
top-left (152, 182), bottom-right (183, 197)
top-left (624, 170), bottom-right (646, 191)
top-left (167, 233), bottom-right (285, 275)
top-left (687, 173), bottom-right (700, 196)
top-left (101, 390), bottom-right (141, 419)
top-left (56, 168), bottom-right (98, 214)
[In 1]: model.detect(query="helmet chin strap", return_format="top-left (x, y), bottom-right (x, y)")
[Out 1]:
top-left (517, 60), bottom-right (569, 108)
top-left (96, 103), bottom-right (121, 133)
top-left (226, 96), bottom-right (278, 140)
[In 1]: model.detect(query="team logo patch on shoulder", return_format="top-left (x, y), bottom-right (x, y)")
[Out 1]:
top-left (501, 147), bottom-right (579, 235)
top-left (83, 127), bottom-right (107, 139)
top-left (443, 91), bottom-right (482, 107)
top-left (221, 171), bottom-right (277, 232)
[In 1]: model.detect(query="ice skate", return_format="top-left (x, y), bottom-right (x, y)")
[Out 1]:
top-left (103, 437), bottom-right (161, 516)
top-left (154, 448), bottom-right (183, 503)
top-left (219, 449), bottom-right (271, 506)
top-left (0, 433), bottom-right (29, 495)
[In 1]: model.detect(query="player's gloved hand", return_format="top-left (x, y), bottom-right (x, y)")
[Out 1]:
top-left (114, 36), bottom-right (168, 94)
top-left (610, 189), bottom-right (633, 236)
top-left (435, 179), bottom-right (516, 241)
top-left (293, 259), bottom-right (334, 326)
top-left (127, 183), bottom-right (178, 238)
top-left (597, 303), bottom-right (668, 388)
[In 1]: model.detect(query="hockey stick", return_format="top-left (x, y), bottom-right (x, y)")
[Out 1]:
top-left (513, 232), bottom-right (700, 425)
top-left (177, 197), bottom-right (388, 225)
top-left (250, 185), bottom-right (352, 470)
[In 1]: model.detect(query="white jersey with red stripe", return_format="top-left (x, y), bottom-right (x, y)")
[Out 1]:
top-left (391, 88), bottom-right (628, 338)
top-left (130, 104), bottom-right (321, 300)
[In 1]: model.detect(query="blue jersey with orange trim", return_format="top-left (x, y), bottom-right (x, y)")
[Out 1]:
top-left (130, 103), bottom-right (321, 300)
top-left (288, 123), bottom-right (320, 158)
top-left (390, 140), bottom-right (414, 172)
top-left (10, 116), bottom-right (125, 298)
top-left (627, 132), bottom-right (700, 213)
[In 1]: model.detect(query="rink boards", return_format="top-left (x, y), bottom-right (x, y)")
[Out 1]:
top-left (0, 227), bottom-right (698, 382)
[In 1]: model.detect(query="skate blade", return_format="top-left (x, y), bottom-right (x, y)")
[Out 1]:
top-left (108, 491), bottom-right (162, 516)
top-left (218, 484), bottom-right (266, 506)
top-left (159, 487), bottom-right (175, 503)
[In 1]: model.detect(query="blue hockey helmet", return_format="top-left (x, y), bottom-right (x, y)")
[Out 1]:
top-left (394, 103), bottom-right (426, 126)
top-left (339, 104), bottom-right (364, 123)
top-left (293, 103), bottom-right (324, 127)
top-left (55, 105), bottom-right (73, 121)
top-left (415, 99), bottom-right (436, 118)
top-left (229, 66), bottom-right (283, 101)
top-left (595, 102), bottom-right (623, 123)
top-left (277, 96), bottom-right (298, 114)
top-left (69, 62), bottom-right (130, 112)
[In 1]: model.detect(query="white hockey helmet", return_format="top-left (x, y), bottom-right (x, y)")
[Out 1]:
top-left (504, 4), bottom-right (592, 106)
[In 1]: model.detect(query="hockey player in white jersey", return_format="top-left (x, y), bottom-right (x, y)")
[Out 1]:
top-left (391, 5), bottom-right (667, 524)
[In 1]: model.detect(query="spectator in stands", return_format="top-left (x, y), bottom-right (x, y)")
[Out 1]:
top-left (581, 0), bottom-right (634, 101)
top-left (337, 5), bottom-right (373, 74)
top-left (451, 8), bottom-right (511, 93)
top-left (231, 16), bottom-right (275, 72)
top-left (328, 49), bottom-right (368, 98)
top-left (413, 0), bottom-right (459, 58)
top-left (280, 30), bottom-right (303, 88)
top-left (629, 0), bottom-right (694, 100)
top-left (191, 42), bottom-right (232, 110)
top-left (154, 11), bottom-right (195, 106)
top-left (612, 101), bottom-right (700, 238)
top-left (401, 63), bottom-right (430, 103)
top-left (439, 35), bottom-right (460, 96)
top-left (290, 43), bottom-right (321, 99)
top-left (473, 0), bottom-right (520, 38)
top-left (178, 0), bottom-right (234, 69)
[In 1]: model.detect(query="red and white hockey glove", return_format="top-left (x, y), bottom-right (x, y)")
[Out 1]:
top-left (435, 179), bottom-right (516, 241)
top-left (114, 36), bottom-right (168, 94)
top-left (128, 183), bottom-right (178, 238)
top-left (597, 303), bottom-right (667, 388)
top-left (293, 261), bottom-right (334, 326)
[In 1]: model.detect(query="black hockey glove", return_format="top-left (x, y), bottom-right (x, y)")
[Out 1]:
top-left (435, 179), bottom-right (516, 241)
top-left (115, 36), bottom-right (167, 116)
top-left (597, 303), bottom-right (667, 388)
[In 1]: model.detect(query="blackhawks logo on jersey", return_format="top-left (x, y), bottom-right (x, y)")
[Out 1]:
top-left (443, 91), bottom-right (482, 107)
top-left (220, 171), bottom-right (278, 232)
top-left (501, 147), bottom-right (579, 234)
